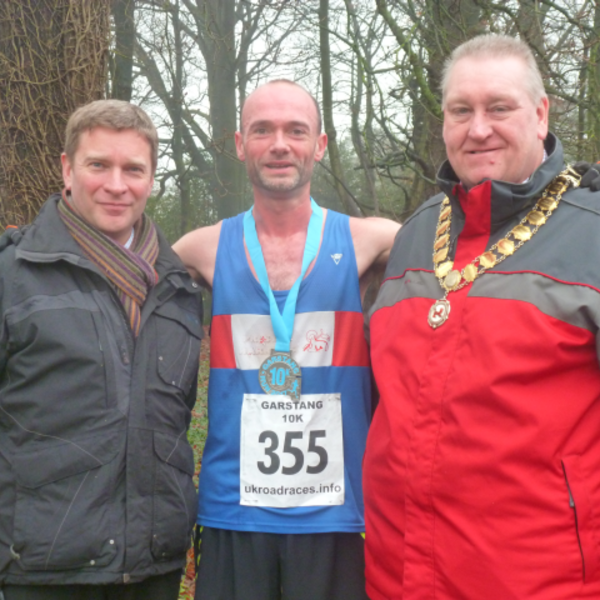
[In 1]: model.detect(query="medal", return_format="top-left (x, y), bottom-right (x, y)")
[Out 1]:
top-left (428, 167), bottom-right (580, 329)
top-left (258, 350), bottom-right (302, 399)
top-left (428, 298), bottom-right (450, 329)
top-left (244, 199), bottom-right (323, 392)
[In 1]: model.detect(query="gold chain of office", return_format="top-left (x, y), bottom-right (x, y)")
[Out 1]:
top-left (427, 166), bottom-right (581, 329)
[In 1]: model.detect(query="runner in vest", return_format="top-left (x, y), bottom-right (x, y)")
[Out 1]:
top-left (174, 79), bottom-right (400, 600)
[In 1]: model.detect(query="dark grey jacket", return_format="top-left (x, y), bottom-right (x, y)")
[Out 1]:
top-left (0, 195), bottom-right (203, 585)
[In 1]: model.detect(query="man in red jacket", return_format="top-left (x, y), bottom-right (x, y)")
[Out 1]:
top-left (364, 33), bottom-right (600, 599)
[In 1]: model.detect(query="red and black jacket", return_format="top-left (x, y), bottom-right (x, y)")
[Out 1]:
top-left (365, 134), bottom-right (600, 600)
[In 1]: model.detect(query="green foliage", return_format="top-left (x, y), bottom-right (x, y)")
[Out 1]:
top-left (179, 329), bottom-right (209, 599)
top-left (188, 348), bottom-right (209, 490)
top-left (146, 174), bottom-right (217, 245)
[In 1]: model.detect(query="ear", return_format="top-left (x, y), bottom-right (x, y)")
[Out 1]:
top-left (235, 131), bottom-right (245, 161)
top-left (536, 96), bottom-right (549, 140)
top-left (61, 153), bottom-right (72, 190)
top-left (313, 132), bottom-right (328, 162)
top-left (145, 175), bottom-right (155, 200)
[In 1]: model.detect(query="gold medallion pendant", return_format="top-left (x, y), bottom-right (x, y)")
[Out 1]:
top-left (428, 299), bottom-right (451, 329)
top-left (428, 167), bottom-right (581, 329)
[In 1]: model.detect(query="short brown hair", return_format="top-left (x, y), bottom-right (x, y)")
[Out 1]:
top-left (64, 99), bottom-right (158, 171)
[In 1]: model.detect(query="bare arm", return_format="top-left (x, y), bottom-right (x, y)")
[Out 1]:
top-left (350, 216), bottom-right (401, 277)
top-left (172, 222), bottom-right (223, 290)
top-left (349, 216), bottom-right (401, 302)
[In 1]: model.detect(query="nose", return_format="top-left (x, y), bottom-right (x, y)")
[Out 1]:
top-left (468, 111), bottom-right (493, 141)
top-left (270, 130), bottom-right (290, 154)
top-left (104, 168), bottom-right (128, 195)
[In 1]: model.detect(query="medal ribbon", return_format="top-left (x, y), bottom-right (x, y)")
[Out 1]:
top-left (243, 199), bottom-right (323, 352)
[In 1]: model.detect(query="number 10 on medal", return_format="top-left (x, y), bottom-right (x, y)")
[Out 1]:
top-left (270, 366), bottom-right (288, 386)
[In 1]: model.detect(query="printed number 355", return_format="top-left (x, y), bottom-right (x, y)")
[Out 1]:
top-left (257, 430), bottom-right (328, 476)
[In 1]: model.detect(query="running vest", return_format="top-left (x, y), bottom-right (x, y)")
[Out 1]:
top-left (198, 208), bottom-right (371, 533)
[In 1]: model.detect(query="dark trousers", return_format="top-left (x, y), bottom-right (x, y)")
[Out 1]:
top-left (195, 527), bottom-right (369, 600)
top-left (3, 570), bottom-right (182, 600)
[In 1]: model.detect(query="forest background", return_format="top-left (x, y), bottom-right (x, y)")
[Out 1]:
top-left (2, 0), bottom-right (600, 235)
top-left (1, 1), bottom-right (599, 597)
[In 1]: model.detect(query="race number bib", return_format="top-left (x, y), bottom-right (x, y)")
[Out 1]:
top-left (240, 393), bottom-right (344, 508)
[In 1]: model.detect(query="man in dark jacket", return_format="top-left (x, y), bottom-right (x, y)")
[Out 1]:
top-left (0, 100), bottom-right (203, 599)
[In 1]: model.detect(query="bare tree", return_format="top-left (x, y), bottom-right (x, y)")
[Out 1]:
top-left (111, 0), bottom-right (136, 101)
top-left (135, 0), bottom-right (302, 232)
top-left (345, 0), bottom-right (380, 215)
top-left (584, 0), bottom-right (600, 160)
top-left (319, 0), bottom-right (362, 216)
top-left (117, 0), bottom-right (600, 233)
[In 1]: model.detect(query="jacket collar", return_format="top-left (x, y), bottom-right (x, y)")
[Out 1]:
top-left (436, 133), bottom-right (563, 230)
top-left (18, 193), bottom-right (87, 259)
top-left (17, 193), bottom-right (188, 283)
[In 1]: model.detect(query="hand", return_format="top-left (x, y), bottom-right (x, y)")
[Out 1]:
top-left (573, 161), bottom-right (600, 191)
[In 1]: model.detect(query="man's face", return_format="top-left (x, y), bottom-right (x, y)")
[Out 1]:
top-left (235, 83), bottom-right (327, 198)
top-left (443, 56), bottom-right (549, 189)
top-left (61, 127), bottom-right (155, 245)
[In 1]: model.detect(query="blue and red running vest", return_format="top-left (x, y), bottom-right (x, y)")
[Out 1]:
top-left (197, 208), bottom-right (371, 533)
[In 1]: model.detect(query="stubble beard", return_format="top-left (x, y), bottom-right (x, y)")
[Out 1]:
top-left (250, 162), bottom-right (311, 194)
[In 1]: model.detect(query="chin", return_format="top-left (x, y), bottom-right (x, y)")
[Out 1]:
top-left (264, 180), bottom-right (300, 193)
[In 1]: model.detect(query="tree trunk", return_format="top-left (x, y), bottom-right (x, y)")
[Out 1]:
top-left (171, 2), bottom-right (192, 237)
top-left (319, 0), bottom-right (361, 216)
top-left (379, 0), bottom-right (482, 215)
top-left (350, 54), bottom-right (379, 215)
top-left (197, 0), bottom-right (245, 220)
top-left (111, 0), bottom-right (135, 101)
top-left (344, 0), bottom-right (379, 215)
top-left (0, 0), bottom-right (110, 227)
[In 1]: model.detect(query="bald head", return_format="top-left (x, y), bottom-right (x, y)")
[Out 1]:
top-left (240, 80), bottom-right (322, 134)
top-left (234, 79), bottom-right (328, 198)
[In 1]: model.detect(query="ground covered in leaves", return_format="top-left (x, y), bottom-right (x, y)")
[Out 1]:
top-left (179, 327), bottom-right (209, 600)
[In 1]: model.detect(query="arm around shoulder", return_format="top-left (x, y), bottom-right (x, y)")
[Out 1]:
top-left (350, 216), bottom-right (401, 278)
top-left (172, 222), bottom-right (222, 290)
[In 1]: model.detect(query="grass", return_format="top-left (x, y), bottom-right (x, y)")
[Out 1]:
top-left (179, 327), bottom-right (210, 600)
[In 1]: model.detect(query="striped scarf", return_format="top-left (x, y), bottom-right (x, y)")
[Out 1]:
top-left (58, 192), bottom-right (159, 337)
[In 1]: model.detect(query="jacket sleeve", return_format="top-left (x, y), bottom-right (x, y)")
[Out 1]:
top-left (0, 229), bottom-right (24, 377)
top-left (0, 245), bottom-right (10, 378)
top-left (0, 233), bottom-right (19, 378)
top-left (0, 274), bottom-right (5, 377)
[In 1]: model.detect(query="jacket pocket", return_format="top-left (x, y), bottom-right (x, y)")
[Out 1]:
top-left (154, 302), bottom-right (202, 395)
top-left (12, 431), bottom-right (121, 571)
top-left (151, 430), bottom-right (197, 560)
top-left (562, 455), bottom-right (600, 583)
